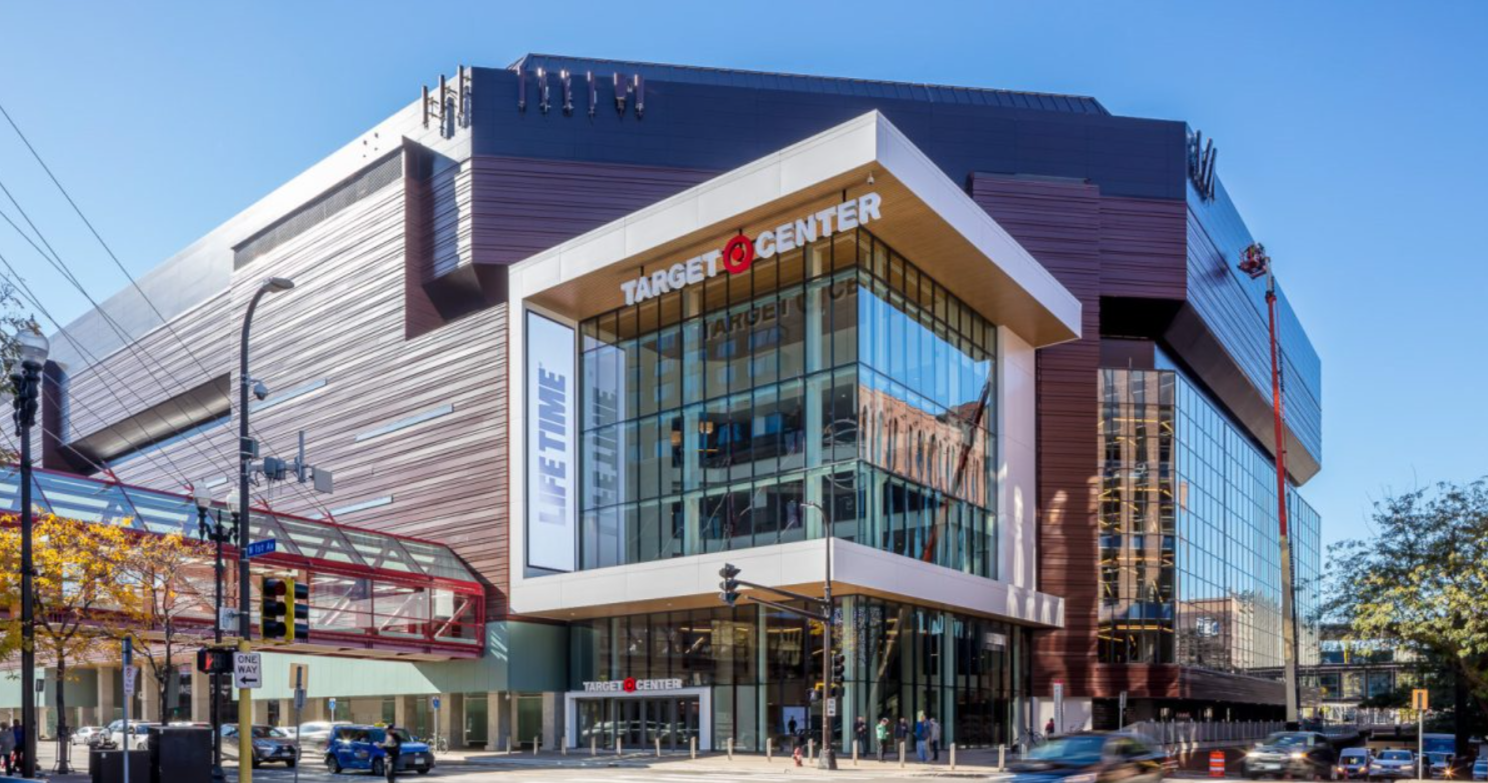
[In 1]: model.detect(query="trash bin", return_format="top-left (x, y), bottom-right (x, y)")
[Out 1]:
top-left (88, 747), bottom-right (149, 783)
top-left (149, 727), bottom-right (212, 783)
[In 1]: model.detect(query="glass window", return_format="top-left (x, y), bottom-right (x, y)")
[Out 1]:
top-left (576, 227), bottom-right (1000, 573)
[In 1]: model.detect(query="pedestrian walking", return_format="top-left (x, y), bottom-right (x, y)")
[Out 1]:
top-left (0, 721), bottom-right (15, 775)
top-left (929, 716), bottom-right (941, 761)
top-left (11, 720), bottom-right (24, 774)
top-left (378, 725), bottom-right (402, 783)
top-left (875, 717), bottom-right (891, 762)
top-left (853, 717), bottom-right (868, 759)
top-left (1044, 717), bottom-right (1055, 736)
top-left (914, 711), bottom-right (929, 762)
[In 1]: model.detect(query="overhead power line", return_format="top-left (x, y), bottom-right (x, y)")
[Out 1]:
top-left (0, 262), bottom-right (198, 486)
top-left (0, 99), bottom-right (335, 519)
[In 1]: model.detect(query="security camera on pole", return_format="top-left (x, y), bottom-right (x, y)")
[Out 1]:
top-left (716, 500), bottom-right (839, 770)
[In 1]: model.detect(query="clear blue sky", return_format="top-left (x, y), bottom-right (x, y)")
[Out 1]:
top-left (2, 1), bottom-right (1485, 549)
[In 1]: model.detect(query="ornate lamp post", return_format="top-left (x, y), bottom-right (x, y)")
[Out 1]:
top-left (10, 328), bottom-right (49, 779)
top-left (195, 491), bottom-right (237, 783)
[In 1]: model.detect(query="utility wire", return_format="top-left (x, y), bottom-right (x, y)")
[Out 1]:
top-left (0, 262), bottom-right (199, 487)
top-left (0, 100), bottom-right (336, 520)
top-left (0, 206), bottom-right (234, 484)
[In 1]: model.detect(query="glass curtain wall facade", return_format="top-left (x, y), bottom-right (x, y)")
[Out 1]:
top-left (568, 598), bottom-right (1026, 751)
top-left (1096, 364), bottom-right (1321, 673)
top-left (577, 227), bottom-right (998, 576)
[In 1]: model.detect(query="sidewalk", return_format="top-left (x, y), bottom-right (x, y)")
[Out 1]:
top-left (439, 746), bottom-right (1015, 776)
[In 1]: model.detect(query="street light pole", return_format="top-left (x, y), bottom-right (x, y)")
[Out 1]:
top-left (11, 329), bottom-right (48, 780)
top-left (237, 277), bottom-right (294, 783)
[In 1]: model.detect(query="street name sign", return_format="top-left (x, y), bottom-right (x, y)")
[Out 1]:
top-left (245, 539), bottom-right (277, 558)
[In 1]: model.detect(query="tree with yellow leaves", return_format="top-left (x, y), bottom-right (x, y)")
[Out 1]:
top-left (116, 531), bottom-right (214, 722)
top-left (0, 514), bottom-right (138, 744)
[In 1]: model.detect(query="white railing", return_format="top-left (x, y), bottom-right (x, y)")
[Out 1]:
top-left (1125, 719), bottom-right (1287, 747)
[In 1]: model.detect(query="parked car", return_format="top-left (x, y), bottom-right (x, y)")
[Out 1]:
top-left (221, 724), bottom-right (300, 768)
top-left (1470, 756), bottom-right (1486, 781)
top-left (1008, 732), bottom-right (1165, 783)
top-left (323, 725), bottom-right (434, 776)
top-left (1243, 732), bottom-right (1337, 779)
top-left (105, 722), bottom-right (162, 750)
top-left (1338, 747), bottom-right (1373, 779)
top-left (1368, 749), bottom-right (1416, 780)
top-left (71, 726), bottom-right (105, 747)
top-left (1428, 752), bottom-right (1453, 778)
top-left (296, 721), bottom-right (354, 751)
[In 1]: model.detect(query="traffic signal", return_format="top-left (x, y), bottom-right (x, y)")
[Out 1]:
top-left (261, 577), bottom-right (288, 640)
top-left (196, 647), bottom-right (233, 674)
top-left (287, 578), bottom-right (310, 642)
top-left (830, 652), bottom-right (846, 696)
top-left (718, 564), bottom-right (741, 607)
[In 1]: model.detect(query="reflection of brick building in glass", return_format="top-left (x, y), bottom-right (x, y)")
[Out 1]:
top-left (857, 384), bottom-right (989, 508)
top-left (1095, 366), bottom-right (1321, 722)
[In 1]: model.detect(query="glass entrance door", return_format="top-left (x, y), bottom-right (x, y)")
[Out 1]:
top-left (575, 696), bottom-right (702, 751)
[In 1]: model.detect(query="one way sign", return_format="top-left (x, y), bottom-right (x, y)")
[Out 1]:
top-left (233, 652), bottom-right (263, 689)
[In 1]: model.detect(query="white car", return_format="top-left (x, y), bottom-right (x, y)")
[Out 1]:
top-left (106, 722), bottom-right (162, 750)
top-left (71, 726), bottom-right (105, 746)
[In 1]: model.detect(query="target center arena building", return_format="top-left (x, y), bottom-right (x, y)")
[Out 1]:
top-left (3, 55), bottom-right (1323, 749)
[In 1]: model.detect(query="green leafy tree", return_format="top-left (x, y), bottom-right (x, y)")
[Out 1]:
top-left (1324, 479), bottom-right (1488, 722)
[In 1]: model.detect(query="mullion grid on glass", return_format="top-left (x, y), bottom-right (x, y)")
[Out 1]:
top-left (578, 227), bottom-right (1000, 574)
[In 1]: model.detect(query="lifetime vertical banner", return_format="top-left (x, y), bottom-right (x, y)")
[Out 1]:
top-left (526, 312), bottom-right (577, 572)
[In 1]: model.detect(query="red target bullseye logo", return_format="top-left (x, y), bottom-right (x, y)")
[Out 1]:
top-left (721, 234), bottom-right (755, 275)
top-left (622, 677), bottom-right (638, 693)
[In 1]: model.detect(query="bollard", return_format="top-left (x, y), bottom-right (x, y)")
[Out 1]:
top-left (899, 740), bottom-right (906, 768)
top-left (533, 735), bottom-right (540, 756)
top-left (998, 744), bottom-right (1006, 771)
top-left (808, 739), bottom-right (815, 762)
top-left (690, 736), bottom-right (697, 760)
top-left (562, 736), bottom-right (568, 756)
top-left (505, 735), bottom-right (512, 755)
top-left (727, 737), bottom-right (734, 760)
top-left (766, 737), bottom-right (773, 762)
top-left (591, 736), bottom-right (596, 756)
top-left (616, 736), bottom-right (622, 756)
top-left (950, 743), bottom-right (957, 770)
top-left (853, 740), bottom-right (859, 766)
top-left (656, 738), bottom-right (662, 757)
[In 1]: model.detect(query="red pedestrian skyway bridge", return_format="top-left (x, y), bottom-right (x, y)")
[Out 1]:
top-left (1, 466), bottom-right (485, 660)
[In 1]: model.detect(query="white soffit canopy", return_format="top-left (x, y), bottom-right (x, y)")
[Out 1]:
top-left (509, 110), bottom-right (1081, 347)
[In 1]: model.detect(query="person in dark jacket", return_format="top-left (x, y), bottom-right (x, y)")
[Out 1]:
top-left (853, 718), bottom-right (869, 757)
top-left (894, 717), bottom-right (910, 757)
top-left (11, 721), bottom-right (24, 774)
top-left (378, 726), bottom-right (402, 783)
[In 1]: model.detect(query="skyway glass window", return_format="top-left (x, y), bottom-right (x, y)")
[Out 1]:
top-left (577, 227), bottom-right (997, 575)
